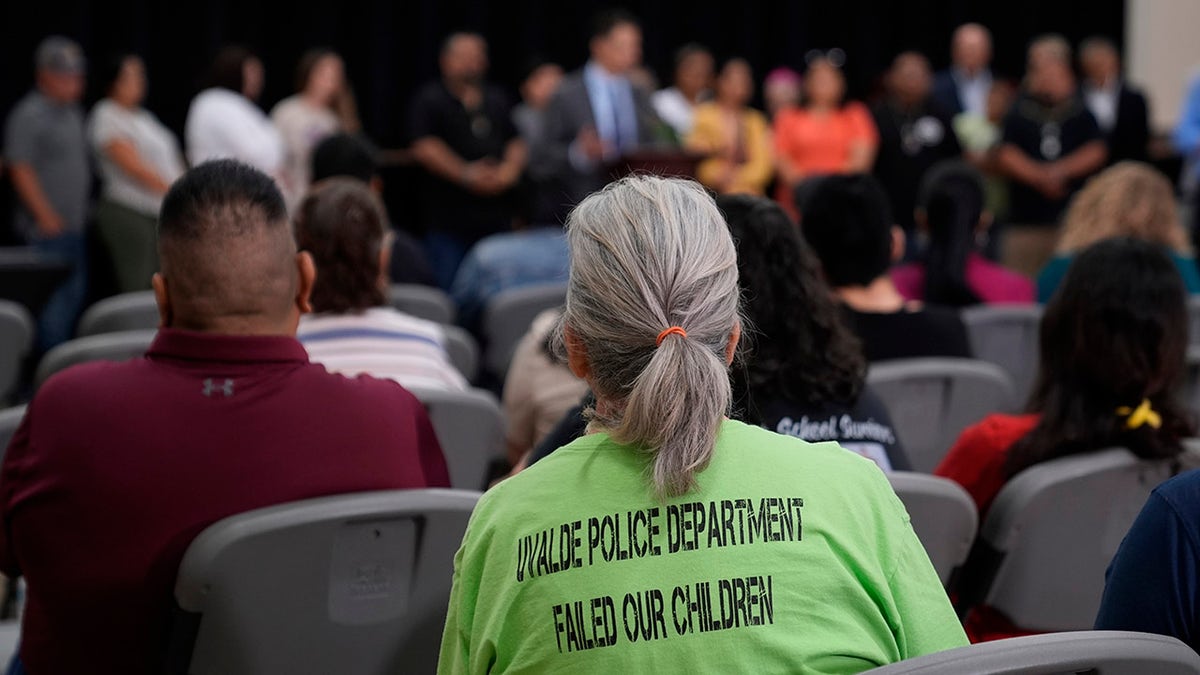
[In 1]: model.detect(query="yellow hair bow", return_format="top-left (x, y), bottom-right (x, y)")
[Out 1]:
top-left (1116, 399), bottom-right (1162, 430)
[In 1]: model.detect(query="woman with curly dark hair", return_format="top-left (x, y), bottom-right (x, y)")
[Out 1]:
top-left (721, 194), bottom-right (909, 470)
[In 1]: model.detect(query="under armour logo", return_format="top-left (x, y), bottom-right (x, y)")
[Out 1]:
top-left (202, 378), bottom-right (235, 397)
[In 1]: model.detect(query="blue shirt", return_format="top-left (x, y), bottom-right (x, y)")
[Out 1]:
top-left (1095, 469), bottom-right (1200, 650)
top-left (582, 61), bottom-right (639, 157)
top-left (1037, 251), bottom-right (1200, 303)
top-left (1174, 72), bottom-right (1200, 187)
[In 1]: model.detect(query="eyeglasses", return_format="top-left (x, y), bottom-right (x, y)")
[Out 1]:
top-left (805, 48), bottom-right (846, 69)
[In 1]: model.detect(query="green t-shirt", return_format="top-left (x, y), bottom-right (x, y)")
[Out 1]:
top-left (438, 419), bottom-right (967, 674)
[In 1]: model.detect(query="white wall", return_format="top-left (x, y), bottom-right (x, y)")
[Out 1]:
top-left (1126, 0), bottom-right (1200, 134)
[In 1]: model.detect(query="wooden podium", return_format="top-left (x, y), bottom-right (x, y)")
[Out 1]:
top-left (607, 149), bottom-right (705, 182)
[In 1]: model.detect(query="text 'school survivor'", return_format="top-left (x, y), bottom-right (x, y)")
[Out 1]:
top-left (517, 497), bottom-right (806, 583)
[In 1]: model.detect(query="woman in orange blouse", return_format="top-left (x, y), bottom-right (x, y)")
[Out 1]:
top-left (686, 58), bottom-right (773, 196)
top-left (774, 50), bottom-right (879, 215)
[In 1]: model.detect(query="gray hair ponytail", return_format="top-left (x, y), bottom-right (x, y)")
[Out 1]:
top-left (557, 176), bottom-right (741, 498)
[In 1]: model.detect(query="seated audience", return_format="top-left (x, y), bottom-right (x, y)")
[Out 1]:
top-left (686, 58), bottom-right (774, 196)
top-left (88, 53), bottom-right (186, 293)
top-left (295, 178), bottom-right (467, 392)
top-left (438, 175), bottom-right (966, 673)
top-left (871, 51), bottom-right (962, 232)
top-left (0, 160), bottom-right (450, 674)
top-left (1079, 36), bottom-right (1149, 164)
top-left (449, 226), bottom-right (569, 331)
top-left (271, 48), bottom-right (359, 207)
top-left (1037, 161), bottom-right (1199, 302)
top-left (721, 195), bottom-right (909, 470)
top-left (936, 237), bottom-right (1192, 641)
top-left (996, 35), bottom-right (1106, 277)
top-left (310, 133), bottom-right (436, 287)
top-left (4, 36), bottom-right (92, 350)
top-left (801, 174), bottom-right (972, 361)
top-left (773, 50), bottom-right (878, 217)
top-left (533, 10), bottom-right (665, 221)
top-left (892, 162), bottom-right (1034, 305)
top-left (502, 309), bottom-right (588, 466)
top-left (409, 32), bottom-right (525, 289)
top-left (763, 67), bottom-right (802, 121)
top-left (185, 46), bottom-right (283, 177)
top-left (1095, 468), bottom-right (1200, 650)
top-left (932, 23), bottom-right (994, 118)
top-left (652, 43), bottom-right (714, 139)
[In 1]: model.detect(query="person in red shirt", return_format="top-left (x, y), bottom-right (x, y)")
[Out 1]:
top-left (935, 236), bottom-right (1193, 641)
top-left (0, 159), bottom-right (450, 674)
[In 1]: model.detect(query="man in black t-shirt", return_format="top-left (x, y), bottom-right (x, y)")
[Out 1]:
top-left (996, 36), bottom-right (1106, 276)
top-left (799, 174), bottom-right (973, 363)
top-left (871, 52), bottom-right (962, 234)
top-left (409, 32), bottom-right (527, 289)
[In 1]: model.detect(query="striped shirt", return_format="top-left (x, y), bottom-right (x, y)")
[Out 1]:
top-left (298, 308), bottom-right (468, 392)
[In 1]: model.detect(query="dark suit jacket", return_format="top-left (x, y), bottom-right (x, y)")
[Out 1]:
top-left (531, 69), bottom-right (663, 222)
top-left (1104, 85), bottom-right (1150, 164)
top-left (932, 70), bottom-right (964, 117)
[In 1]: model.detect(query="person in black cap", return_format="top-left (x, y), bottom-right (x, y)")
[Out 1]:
top-left (3, 35), bottom-right (92, 350)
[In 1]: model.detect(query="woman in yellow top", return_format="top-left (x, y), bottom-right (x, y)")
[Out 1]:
top-left (686, 58), bottom-right (773, 196)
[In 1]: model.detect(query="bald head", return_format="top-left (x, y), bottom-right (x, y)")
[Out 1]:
top-left (952, 23), bottom-right (992, 76)
top-left (156, 160), bottom-right (313, 334)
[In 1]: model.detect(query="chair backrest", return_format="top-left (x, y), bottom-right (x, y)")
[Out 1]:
top-left (34, 330), bottom-right (156, 390)
top-left (441, 325), bottom-right (479, 383)
top-left (481, 283), bottom-right (567, 378)
top-left (886, 472), bottom-right (977, 587)
top-left (388, 285), bottom-right (456, 325)
top-left (862, 631), bottom-right (1200, 675)
top-left (169, 489), bottom-right (480, 675)
top-left (1185, 346), bottom-right (1200, 416)
top-left (867, 358), bottom-right (1016, 472)
top-left (960, 304), bottom-right (1043, 404)
top-left (406, 386), bottom-right (505, 490)
top-left (77, 291), bottom-right (159, 337)
top-left (971, 448), bottom-right (1198, 631)
top-left (0, 405), bottom-right (27, 463)
top-left (0, 300), bottom-right (34, 403)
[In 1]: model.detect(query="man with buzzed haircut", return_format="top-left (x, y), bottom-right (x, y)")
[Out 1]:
top-left (0, 160), bottom-right (450, 675)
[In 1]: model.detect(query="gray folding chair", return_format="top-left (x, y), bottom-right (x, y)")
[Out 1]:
top-left (886, 472), bottom-right (977, 587)
top-left (863, 631), bottom-right (1200, 675)
top-left (168, 489), bottom-right (480, 675)
top-left (1189, 295), bottom-right (1200, 346)
top-left (407, 385), bottom-right (505, 490)
top-left (76, 291), bottom-right (159, 336)
top-left (0, 405), bottom-right (26, 462)
top-left (960, 304), bottom-right (1042, 403)
top-left (1184, 346), bottom-right (1200, 415)
top-left (389, 284), bottom-right (456, 325)
top-left (959, 448), bottom-right (1200, 632)
top-left (0, 300), bottom-right (34, 403)
top-left (481, 283), bottom-right (567, 378)
top-left (867, 358), bottom-right (1016, 472)
top-left (34, 330), bottom-right (156, 390)
top-left (441, 325), bottom-right (479, 383)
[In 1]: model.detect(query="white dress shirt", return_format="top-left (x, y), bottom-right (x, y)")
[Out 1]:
top-left (1084, 81), bottom-right (1120, 133)
top-left (953, 68), bottom-right (992, 118)
top-left (185, 88), bottom-right (284, 175)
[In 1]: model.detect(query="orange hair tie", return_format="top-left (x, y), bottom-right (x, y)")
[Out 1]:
top-left (656, 326), bottom-right (688, 346)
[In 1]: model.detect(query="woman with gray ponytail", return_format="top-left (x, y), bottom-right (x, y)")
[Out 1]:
top-left (438, 176), bottom-right (966, 674)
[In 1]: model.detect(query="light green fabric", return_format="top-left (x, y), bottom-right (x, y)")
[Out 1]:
top-left (438, 419), bottom-right (967, 674)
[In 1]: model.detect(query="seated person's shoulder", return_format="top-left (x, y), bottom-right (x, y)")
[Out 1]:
top-left (723, 419), bottom-right (886, 482)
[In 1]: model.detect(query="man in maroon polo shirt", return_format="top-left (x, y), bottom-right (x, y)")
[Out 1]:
top-left (0, 159), bottom-right (451, 674)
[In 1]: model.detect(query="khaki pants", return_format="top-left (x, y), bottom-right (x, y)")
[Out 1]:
top-left (1001, 224), bottom-right (1060, 280)
top-left (96, 199), bottom-right (158, 293)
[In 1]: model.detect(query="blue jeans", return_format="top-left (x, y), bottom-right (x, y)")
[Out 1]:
top-left (30, 232), bottom-right (87, 351)
top-left (424, 232), bottom-right (471, 292)
top-left (449, 227), bottom-right (570, 329)
top-left (5, 654), bottom-right (22, 675)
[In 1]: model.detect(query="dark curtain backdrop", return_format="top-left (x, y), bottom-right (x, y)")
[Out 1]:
top-left (2, 0), bottom-right (1125, 148)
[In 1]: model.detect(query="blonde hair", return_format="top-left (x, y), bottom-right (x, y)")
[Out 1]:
top-left (1056, 162), bottom-right (1189, 254)
top-left (556, 176), bottom-right (740, 498)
